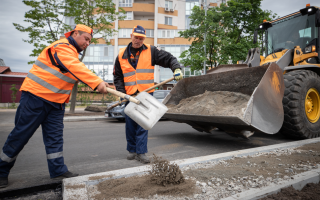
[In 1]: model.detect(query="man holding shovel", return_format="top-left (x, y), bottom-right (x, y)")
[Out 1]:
top-left (0, 24), bottom-right (109, 188)
top-left (113, 25), bottom-right (183, 164)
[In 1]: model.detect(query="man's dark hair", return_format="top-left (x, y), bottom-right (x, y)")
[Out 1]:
top-left (70, 30), bottom-right (85, 37)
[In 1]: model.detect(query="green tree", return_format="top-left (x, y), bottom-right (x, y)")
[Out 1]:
top-left (179, 0), bottom-right (277, 71)
top-left (219, 0), bottom-right (277, 64)
top-left (9, 84), bottom-right (19, 108)
top-left (13, 0), bottom-right (69, 64)
top-left (180, 6), bottom-right (226, 70)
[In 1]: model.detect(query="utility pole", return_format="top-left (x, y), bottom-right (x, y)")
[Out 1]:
top-left (203, 0), bottom-right (207, 75)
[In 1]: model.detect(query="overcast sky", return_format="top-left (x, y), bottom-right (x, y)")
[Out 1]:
top-left (0, 0), bottom-right (319, 72)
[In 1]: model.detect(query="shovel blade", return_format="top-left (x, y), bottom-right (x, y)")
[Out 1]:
top-left (124, 92), bottom-right (168, 130)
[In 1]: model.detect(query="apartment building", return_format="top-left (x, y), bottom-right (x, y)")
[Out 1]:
top-left (65, 0), bottom-right (227, 89)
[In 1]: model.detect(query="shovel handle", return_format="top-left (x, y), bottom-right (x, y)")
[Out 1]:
top-left (106, 77), bottom-right (175, 110)
top-left (106, 87), bottom-right (140, 105)
top-left (142, 77), bottom-right (175, 93)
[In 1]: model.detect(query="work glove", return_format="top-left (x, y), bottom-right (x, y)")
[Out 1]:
top-left (174, 68), bottom-right (183, 81)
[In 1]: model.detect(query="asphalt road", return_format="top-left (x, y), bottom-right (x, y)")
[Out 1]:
top-left (0, 109), bottom-right (296, 192)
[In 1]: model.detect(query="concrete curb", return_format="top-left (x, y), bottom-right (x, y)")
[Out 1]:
top-left (222, 169), bottom-right (320, 200)
top-left (63, 116), bottom-right (109, 122)
top-left (63, 137), bottom-right (320, 200)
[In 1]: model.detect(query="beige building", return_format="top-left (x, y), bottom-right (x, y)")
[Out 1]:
top-left (65, 0), bottom-right (227, 89)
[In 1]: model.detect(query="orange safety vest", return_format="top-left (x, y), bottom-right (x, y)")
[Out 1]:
top-left (21, 38), bottom-right (102, 103)
top-left (118, 44), bottom-right (154, 95)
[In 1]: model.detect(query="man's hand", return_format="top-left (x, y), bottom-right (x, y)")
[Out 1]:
top-left (97, 81), bottom-right (109, 94)
top-left (174, 68), bottom-right (183, 81)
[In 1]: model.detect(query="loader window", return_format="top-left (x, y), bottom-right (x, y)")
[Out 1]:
top-left (266, 14), bottom-right (318, 55)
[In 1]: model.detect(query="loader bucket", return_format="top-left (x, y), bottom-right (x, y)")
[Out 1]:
top-left (163, 63), bottom-right (285, 138)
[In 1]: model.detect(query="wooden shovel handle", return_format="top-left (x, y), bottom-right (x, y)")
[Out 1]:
top-left (106, 77), bottom-right (175, 110)
top-left (142, 77), bottom-right (175, 93)
top-left (106, 87), bottom-right (140, 104)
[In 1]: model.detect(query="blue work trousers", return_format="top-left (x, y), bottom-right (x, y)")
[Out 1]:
top-left (0, 92), bottom-right (68, 178)
top-left (124, 92), bottom-right (153, 154)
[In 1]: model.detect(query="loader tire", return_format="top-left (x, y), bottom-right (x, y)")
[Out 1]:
top-left (280, 70), bottom-right (320, 139)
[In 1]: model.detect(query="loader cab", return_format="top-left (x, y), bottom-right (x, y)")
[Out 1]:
top-left (262, 6), bottom-right (320, 64)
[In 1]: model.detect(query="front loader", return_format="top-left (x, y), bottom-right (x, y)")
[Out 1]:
top-left (163, 4), bottom-right (320, 139)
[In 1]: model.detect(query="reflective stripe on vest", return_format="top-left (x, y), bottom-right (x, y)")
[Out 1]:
top-left (35, 60), bottom-right (76, 84)
top-left (47, 152), bottom-right (63, 160)
top-left (27, 73), bottom-right (71, 94)
top-left (1, 150), bottom-right (17, 163)
top-left (136, 69), bottom-right (154, 73)
top-left (137, 80), bottom-right (154, 84)
top-left (123, 71), bottom-right (136, 77)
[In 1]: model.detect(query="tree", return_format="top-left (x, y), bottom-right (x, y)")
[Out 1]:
top-left (9, 84), bottom-right (18, 108)
top-left (179, 0), bottom-right (277, 71)
top-left (13, 0), bottom-right (69, 64)
top-left (179, 6), bottom-right (226, 70)
top-left (14, 0), bottom-right (125, 113)
top-left (219, 0), bottom-right (277, 64)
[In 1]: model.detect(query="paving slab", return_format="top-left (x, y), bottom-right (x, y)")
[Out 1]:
top-left (63, 137), bottom-right (320, 200)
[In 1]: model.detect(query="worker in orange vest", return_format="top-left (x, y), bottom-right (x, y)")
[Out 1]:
top-left (113, 25), bottom-right (183, 164)
top-left (0, 24), bottom-right (109, 188)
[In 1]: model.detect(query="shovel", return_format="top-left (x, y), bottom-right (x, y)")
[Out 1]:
top-left (107, 77), bottom-right (175, 110)
top-left (106, 87), bottom-right (168, 130)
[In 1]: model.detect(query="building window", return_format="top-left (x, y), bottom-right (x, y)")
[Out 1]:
top-left (221, 0), bottom-right (226, 3)
top-left (186, 0), bottom-right (199, 15)
top-left (118, 29), bottom-right (153, 38)
top-left (165, 0), bottom-right (173, 9)
top-left (210, 0), bottom-right (217, 3)
top-left (104, 47), bottom-right (108, 56)
top-left (165, 17), bottom-right (172, 25)
top-left (65, 17), bottom-right (76, 29)
top-left (120, 11), bottom-right (133, 20)
top-left (119, 0), bottom-right (132, 7)
top-left (118, 29), bottom-right (130, 38)
top-left (158, 30), bottom-right (182, 38)
top-left (146, 29), bottom-right (154, 37)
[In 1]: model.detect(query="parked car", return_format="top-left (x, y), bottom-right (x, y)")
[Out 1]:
top-left (105, 90), bottom-right (171, 122)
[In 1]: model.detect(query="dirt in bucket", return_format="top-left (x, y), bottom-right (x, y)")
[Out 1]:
top-left (93, 154), bottom-right (198, 200)
top-left (167, 91), bottom-right (250, 119)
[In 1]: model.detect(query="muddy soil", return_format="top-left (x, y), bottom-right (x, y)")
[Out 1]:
top-left (167, 91), bottom-right (250, 119)
top-left (259, 182), bottom-right (320, 200)
top-left (85, 142), bottom-right (320, 200)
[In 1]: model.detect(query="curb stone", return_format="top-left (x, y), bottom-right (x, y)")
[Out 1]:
top-left (222, 169), bottom-right (320, 200)
top-left (63, 116), bottom-right (110, 122)
top-left (63, 137), bottom-right (320, 200)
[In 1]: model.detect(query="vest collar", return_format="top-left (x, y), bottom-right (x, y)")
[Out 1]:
top-left (122, 42), bottom-right (148, 59)
top-left (67, 36), bottom-right (83, 53)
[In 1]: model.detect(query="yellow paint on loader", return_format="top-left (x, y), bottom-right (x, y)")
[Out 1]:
top-left (305, 88), bottom-right (320, 123)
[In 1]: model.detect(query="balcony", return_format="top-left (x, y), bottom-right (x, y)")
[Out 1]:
top-left (121, 3), bottom-right (155, 13)
top-left (118, 20), bottom-right (154, 29)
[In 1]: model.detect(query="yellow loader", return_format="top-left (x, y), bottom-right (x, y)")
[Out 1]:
top-left (163, 4), bottom-right (320, 139)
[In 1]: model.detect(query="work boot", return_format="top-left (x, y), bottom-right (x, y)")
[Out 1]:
top-left (135, 154), bottom-right (150, 164)
top-left (127, 152), bottom-right (137, 160)
top-left (0, 177), bottom-right (8, 188)
top-left (52, 171), bottom-right (79, 180)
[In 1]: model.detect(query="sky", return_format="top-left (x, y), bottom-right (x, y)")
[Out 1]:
top-left (0, 0), bottom-right (319, 73)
